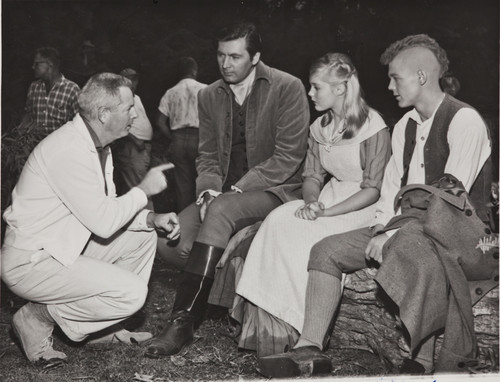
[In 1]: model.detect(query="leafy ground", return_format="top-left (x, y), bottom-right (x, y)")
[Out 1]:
top-left (0, 258), bottom-right (388, 382)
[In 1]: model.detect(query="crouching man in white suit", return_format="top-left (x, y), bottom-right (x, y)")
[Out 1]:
top-left (1, 73), bottom-right (179, 369)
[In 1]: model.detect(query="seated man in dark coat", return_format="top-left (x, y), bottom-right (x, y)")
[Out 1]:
top-left (146, 22), bottom-right (310, 358)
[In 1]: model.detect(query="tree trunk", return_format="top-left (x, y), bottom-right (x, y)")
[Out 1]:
top-left (330, 268), bottom-right (499, 369)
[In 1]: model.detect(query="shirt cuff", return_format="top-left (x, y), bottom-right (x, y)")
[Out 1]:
top-left (196, 190), bottom-right (222, 205)
top-left (230, 185), bottom-right (243, 193)
top-left (128, 209), bottom-right (154, 231)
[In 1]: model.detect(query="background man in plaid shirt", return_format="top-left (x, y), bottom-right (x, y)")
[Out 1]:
top-left (22, 46), bottom-right (80, 139)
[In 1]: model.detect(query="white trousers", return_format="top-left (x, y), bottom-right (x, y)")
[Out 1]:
top-left (1, 229), bottom-right (157, 342)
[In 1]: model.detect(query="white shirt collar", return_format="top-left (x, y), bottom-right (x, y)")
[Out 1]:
top-left (229, 67), bottom-right (257, 105)
top-left (409, 96), bottom-right (445, 125)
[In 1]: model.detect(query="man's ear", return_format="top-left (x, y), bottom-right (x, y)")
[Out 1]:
top-left (417, 69), bottom-right (427, 86)
top-left (251, 52), bottom-right (261, 66)
top-left (97, 107), bottom-right (109, 124)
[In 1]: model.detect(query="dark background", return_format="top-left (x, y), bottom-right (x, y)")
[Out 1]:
top-left (2, 0), bottom-right (499, 167)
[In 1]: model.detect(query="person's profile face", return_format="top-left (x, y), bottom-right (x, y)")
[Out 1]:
top-left (308, 73), bottom-right (343, 112)
top-left (387, 54), bottom-right (421, 108)
top-left (216, 37), bottom-right (260, 84)
top-left (105, 87), bottom-right (137, 140)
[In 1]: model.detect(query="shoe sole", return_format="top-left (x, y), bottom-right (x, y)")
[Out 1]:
top-left (257, 357), bottom-right (332, 378)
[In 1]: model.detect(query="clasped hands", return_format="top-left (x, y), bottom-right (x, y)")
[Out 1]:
top-left (294, 201), bottom-right (325, 220)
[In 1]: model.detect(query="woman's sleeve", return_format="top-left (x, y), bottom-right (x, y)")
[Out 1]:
top-left (360, 128), bottom-right (391, 190)
top-left (302, 134), bottom-right (327, 189)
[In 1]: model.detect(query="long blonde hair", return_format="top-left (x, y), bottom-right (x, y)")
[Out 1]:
top-left (310, 52), bottom-right (369, 139)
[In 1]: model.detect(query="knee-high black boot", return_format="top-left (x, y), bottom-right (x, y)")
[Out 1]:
top-left (145, 242), bottom-right (224, 358)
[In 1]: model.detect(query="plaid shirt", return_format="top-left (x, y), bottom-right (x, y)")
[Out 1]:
top-left (25, 75), bottom-right (80, 135)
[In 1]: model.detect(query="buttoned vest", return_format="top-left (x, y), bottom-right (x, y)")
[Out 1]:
top-left (222, 94), bottom-right (250, 191)
top-left (401, 94), bottom-right (492, 222)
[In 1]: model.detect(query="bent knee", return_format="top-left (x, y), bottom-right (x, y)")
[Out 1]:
top-left (308, 238), bottom-right (346, 279)
top-left (120, 279), bottom-right (148, 315)
top-left (139, 230), bottom-right (158, 252)
top-left (156, 236), bottom-right (190, 269)
top-left (205, 196), bottom-right (230, 220)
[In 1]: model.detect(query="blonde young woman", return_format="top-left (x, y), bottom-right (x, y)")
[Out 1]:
top-left (230, 52), bottom-right (391, 356)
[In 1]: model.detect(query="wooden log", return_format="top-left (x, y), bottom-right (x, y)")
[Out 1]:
top-left (330, 268), bottom-right (499, 369)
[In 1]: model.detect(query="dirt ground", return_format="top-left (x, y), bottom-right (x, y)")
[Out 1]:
top-left (0, 258), bottom-right (389, 382)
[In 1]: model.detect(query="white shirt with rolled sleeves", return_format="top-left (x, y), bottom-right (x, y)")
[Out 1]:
top-left (3, 114), bottom-right (153, 267)
top-left (372, 103), bottom-right (491, 234)
top-left (158, 78), bottom-right (207, 131)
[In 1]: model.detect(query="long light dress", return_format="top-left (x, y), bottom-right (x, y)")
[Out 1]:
top-left (232, 109), bottom-right (390, 356)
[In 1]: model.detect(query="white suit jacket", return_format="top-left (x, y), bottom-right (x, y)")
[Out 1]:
top-left (3, 114), bottom-right (151, 266)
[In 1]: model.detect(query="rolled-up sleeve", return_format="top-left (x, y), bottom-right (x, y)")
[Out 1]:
top-left (302, 135), bottom-right (327, 189)
top-left (360, 128), bottom-right (391, 190)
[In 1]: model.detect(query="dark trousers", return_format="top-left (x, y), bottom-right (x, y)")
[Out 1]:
top-left (308, 226), bottom-right (373, 279)
top-left (169, 128), bottom-right (199, 212)
top-left (156, 191), bottom-right (282, 269)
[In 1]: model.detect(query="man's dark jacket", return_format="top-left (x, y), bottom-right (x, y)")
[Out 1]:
top-left (195, 61), bottom-right (310, 202)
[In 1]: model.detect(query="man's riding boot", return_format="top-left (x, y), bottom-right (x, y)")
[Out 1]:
top-left (145, 242), bottom-right (224, 358)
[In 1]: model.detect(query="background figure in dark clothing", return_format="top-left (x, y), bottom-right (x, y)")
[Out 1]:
top-left (112, 68), bottom-right (154, 209)
top-left (156, 57), bottom-right (207, 211)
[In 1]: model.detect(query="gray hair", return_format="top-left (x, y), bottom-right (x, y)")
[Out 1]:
top-left (78, 73), bottom-right (132, 120)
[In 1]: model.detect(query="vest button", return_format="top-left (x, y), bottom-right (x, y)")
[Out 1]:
top-left (420, 163), bottom-right (424, 168)
top-left (493, 252), bottom-right (499, 260)
top-left (465, 209), bottom-right (473, 216)
top-left (494, 275), bottom-right (499, 282)
top-left (484, 228), bottom-right (491, 234)
top-left (475, 287), bottom-right (483, 295)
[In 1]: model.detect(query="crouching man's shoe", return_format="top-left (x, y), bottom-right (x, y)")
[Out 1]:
top-left (87, 325), bottom-right (153, 345)
top-left (12, 302), bottom-right (67, 369)
top-left (257, 346), bottom-right (332, 378)
top-left (144, 310), bottom-right (195, 358)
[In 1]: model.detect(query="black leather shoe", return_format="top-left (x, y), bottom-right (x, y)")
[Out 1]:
top-left (257, 346), bottom-right (332, 378)
top-left (145, 311), bottom-right (194, 358)
top-left (399, 359), bottom-right (427, 375)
